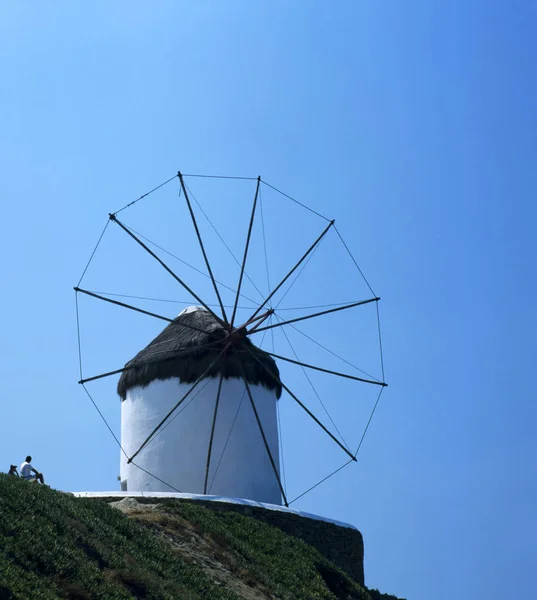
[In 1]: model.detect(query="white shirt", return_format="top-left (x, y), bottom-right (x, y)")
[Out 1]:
top-left (20, 461), bottom-right (34, 479)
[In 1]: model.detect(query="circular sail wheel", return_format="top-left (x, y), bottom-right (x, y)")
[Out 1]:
top-left (75, 172), bottom-right (387, 507)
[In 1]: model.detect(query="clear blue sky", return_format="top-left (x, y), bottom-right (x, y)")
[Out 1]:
top-left (1, 2), bottom-right (536, 598)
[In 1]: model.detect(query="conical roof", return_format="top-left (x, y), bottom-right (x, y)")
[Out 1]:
top-left (117, 307), bottom-right (281, 400)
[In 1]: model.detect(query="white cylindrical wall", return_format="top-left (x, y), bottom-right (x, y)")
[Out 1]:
top-left (120, 376), bottom-right (281, 505)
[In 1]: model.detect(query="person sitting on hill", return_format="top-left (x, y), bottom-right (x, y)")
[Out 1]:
top-left (20, 456), bottom-right (45, 484)
top-left (8, 465), bottom-right (19, 477)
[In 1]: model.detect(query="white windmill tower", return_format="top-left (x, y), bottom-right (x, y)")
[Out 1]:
top-left (75, 172), bottom-right (386, 509)
top-left (117, 304), bottom-right (284, 504)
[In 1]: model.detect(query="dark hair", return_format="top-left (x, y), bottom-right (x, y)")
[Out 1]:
top-left (26, 456), bottom-right (31, 462)
top-left (10, 465), bottom-right (16, 470)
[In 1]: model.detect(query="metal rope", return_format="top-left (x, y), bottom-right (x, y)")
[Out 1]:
top-left (112, 174), bottom-right (178, 215)
top-left (129, 461), bottom-right (182, 493)
top-left (84, 291), bottom-right (258, 311)
top-left (77, 219), bottom-right (110, 287)
top-left (81, 384), bottom-right (128, 459)
top-left (182, 173), bottom-right (257, 181)
top-left (261, 179), bottom-right (331, 222)
top-left (334, 225), bottom-right (376, 297)
top-left (354, 387), bottom-right (385, 458)
top-left (288, 459), bottom-right (354, 505)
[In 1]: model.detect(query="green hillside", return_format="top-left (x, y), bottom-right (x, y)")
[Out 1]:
top-left (0, 475), bottom-right (402, 599)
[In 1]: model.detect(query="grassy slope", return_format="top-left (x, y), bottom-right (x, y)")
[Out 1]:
top-left (0, 476), bottom-right (402, 600)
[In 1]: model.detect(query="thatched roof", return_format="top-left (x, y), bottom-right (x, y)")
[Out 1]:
top-left (117, 307), bottom-right (282, 400)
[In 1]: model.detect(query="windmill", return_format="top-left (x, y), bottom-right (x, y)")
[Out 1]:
top-left (75, 172), bottom-right (387, 508)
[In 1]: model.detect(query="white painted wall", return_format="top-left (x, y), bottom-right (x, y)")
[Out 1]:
top-left (120, 376), bottom-right (282, 505)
